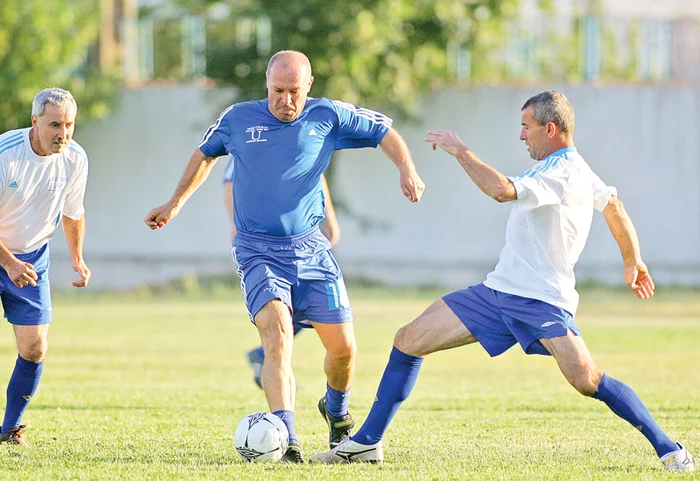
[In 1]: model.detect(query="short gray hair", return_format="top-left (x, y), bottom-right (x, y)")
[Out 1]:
top-left (521, 90), bottom-right (574, 134)
top-left (32, 88), bottom-right (77, 117)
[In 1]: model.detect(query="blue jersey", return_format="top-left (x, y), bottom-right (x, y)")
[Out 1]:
top-left (199, 97), bottom-right (391, 236)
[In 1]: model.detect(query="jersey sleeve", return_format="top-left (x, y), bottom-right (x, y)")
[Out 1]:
top-left (63, 157), bottom-right (88, 220)
top-left (198, 105), bottom-right (234, 158)
top-left (222, 156), bottom-right (235, 183)
top-left (508, 159), bottom-right (568, 210)
top-left (331, 100), bottom-right (392, 150)
top-left (590, 170), bottom-right (617, 212)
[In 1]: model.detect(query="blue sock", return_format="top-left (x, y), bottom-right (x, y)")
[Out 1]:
top-left (352, 347), bottom-right (424, 445)
top-left (273, 410), bottom-right (299, 447)
top-left (325, 384), bottom-right (350, 418)
top-left (2, 356), bottom-right (43, 433)
top-left (594, 374), bottom-right (677, 457)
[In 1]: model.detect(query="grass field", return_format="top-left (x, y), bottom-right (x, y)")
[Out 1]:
top-left (0, 285), bottom-right (698, 480)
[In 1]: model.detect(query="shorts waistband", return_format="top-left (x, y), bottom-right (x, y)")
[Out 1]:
top-left (235, 225), bottom-right (323, 246)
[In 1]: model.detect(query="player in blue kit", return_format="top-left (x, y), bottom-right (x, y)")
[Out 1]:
top-left (145, 50), bottom-right (425, 462)
top-left (222, 156), bottom-right (341, 389)
top-left (311, 91), bottom-right (695, 472)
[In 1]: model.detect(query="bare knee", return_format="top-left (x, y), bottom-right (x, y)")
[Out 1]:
top-left (19, 340), bottom-right (48, 363)
top-left (567, 365), bottom-right (603, 397)
top-left (258, 323), bottom-right (294, 361)
top-left (393, 324), bottom-right (418, 355)
top-left (327, 337), bottom-right (356, 364)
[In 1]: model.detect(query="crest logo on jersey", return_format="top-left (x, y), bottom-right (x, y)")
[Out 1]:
top-left (245, 126), bottom-right (269, 143)
top-left (48, 176), bottom-right (68, 192)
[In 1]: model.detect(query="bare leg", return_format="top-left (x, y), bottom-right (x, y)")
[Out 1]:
top-left (254, 300), bottom-right (295, 412)
top-left (311, 321), bottom-right (356, 391)
top-left (395, 298), bottom-right (477, 356)
top-left (539, 330), bottom-right (602, 396)
top-left (2, 324), bottom-right (49, 436)
top-left (355, 299), bottom-right (476, 443)
top-left (540, 330), bottom-right (679, 458)
top-left (13, 324), bottom-right (50, 362)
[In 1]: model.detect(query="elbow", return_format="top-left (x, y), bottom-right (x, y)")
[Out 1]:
top-left (609, 195), bottom-right (623, 209)
top-left (493, 193), bottom-right (510, 203)
top-left (491, 184), bottom-right (513, 203)
top-left (604, 195), bottom-right (624, 214)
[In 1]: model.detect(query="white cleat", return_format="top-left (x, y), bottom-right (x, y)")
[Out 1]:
top-left (661, 443), bottom-right (695, 472)
top-left (310, 438), bottom-right (383, 464)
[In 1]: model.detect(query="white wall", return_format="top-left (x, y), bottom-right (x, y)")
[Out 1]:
top-left (49, 84), bottom-right (237, 290)
top-left (332, 86), bottom-right (700, 288)
top-left (49, 85), bottom-right (700, 290)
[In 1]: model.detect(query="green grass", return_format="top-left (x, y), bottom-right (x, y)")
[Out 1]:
top-left (0, 286), bottom-right (698, 480)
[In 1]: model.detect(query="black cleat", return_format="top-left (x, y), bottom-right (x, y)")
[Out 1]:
top-left (318, 396), bottom-right (355, 449)
top-left (281, 443), bottom-right (304, 463)
top-left (0, 425), bottom-right (27, 446)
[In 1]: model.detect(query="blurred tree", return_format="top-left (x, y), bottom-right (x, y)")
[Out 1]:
top-left (0, 0), bottom-right (118, 133)
top-left (172, 0), bottom-right (521, 119)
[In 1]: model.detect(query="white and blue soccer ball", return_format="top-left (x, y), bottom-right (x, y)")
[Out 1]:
top-left (234, 412), bottom-right (289, 462)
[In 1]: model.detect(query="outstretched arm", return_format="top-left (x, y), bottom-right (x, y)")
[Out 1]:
top-left (379, 129), bottom-right (425, 203)
top-left (145, 149), bottom-right (219, 230)
top-left (319, 174), bottom-right (340, 247)
top-left (425, 130), bottom-right (516, 202)
top-left (603, 195), bottom-right (655, 299)
top-left (62, 214), bottom-right (91, 287)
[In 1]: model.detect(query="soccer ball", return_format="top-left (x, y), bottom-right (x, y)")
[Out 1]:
top-left (234, 412), bottom-right (289, 462)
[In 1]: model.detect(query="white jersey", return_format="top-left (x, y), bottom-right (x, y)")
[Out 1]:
top-left (483, 147), bottom-right (616, 316)
top-left (0, 128), bottom-right (88, 254)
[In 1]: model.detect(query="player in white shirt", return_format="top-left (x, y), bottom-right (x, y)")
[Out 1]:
top-left (311, 91), bottom-right (695, 472)
top-left (0, 88), bottom-right (91, 446)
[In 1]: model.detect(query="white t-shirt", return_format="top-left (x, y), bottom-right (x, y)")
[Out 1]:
top-left (483, 147), bottom-right (616, 316)
top-left (0, 128), bottom-right (89, 254)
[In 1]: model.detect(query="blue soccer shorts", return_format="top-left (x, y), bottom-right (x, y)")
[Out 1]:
top-left (0, 244), bottom-right (53, 325)
top-left (232, 226), bottom-right (352, 326)
top-left (443, 283), bottom-right (580, 357)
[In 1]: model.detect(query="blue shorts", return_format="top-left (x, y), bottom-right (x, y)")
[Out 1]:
top-left (443, 283), bottom-right (580, 357)
top-left (0, 244), bottom-right (52, 325)
top-left (232, 227), bottom-right (352, 326)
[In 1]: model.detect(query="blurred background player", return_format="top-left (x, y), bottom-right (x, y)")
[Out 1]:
top-left (145, 50), bottom-right (424, 463)
top-left (222, 156), bottom-right (341, 388)
top-left (311, 90), bottom-right (695, 473)
top-left (0, 88), bottom-right (91, 446)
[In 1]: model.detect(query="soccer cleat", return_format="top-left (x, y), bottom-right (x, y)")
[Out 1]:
top-left (310, 438), bottom-right (383, 464)
top-left (0, 425), bottom-right (27, 446)
top-left (661, 443), bottom-right (695, 472)
top-left (245, 348), bottom-right (264, 389)
top-left (281, 443), bottom-right (304, 463)
top-left (318, 396), bottom-right (355, 449)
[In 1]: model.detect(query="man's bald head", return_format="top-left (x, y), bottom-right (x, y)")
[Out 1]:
top-left (266, 50), bottom-right (312, 80)
top-left (266, 50), bottom-right (315, 122)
